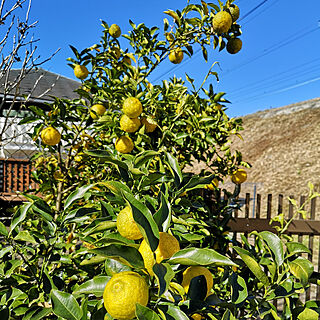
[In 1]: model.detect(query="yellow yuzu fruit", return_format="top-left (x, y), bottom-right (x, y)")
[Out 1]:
top-left (169, 48), bottom-right (184, 64)
top-left (226, 38), bottom-right (242, 54)
top-left (122, 97), bottom-right (143, 118)
top-left (103, 271), bottom-right (149, 320)
top-left (139, 232), bottom-right (180, 276)
top-left (227, 4), bottom-right (240, 22)
top-left (206, 178), bottom-right (219, 190)
top-left (116, 206), bottom-right (143, 240)
top-left (231, 168), bottom-right (247, 184)
top-left (191, 314), bottom-right (203, 320)
top-left (115, 136), bottom-right (134, 154)
top-left (182, 266), bottom-right (213, 297)
top-left (90, 104), bottom-right (106, 119)
top-left (41, 126), bottom-right (61, 146)
top-left (212, 11), bottom-right (232, 34)
top-left (141, 117), bottom-right (157, 133)
top-left (109, 24), bottom-right (121, 38)
top-left (74, 65), bottom-right (89, 80)
top-left (120, 114), bottom-right (141, 133)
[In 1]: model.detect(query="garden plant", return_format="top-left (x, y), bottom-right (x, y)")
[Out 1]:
top-left (0, 0), bottom-right (319, 319)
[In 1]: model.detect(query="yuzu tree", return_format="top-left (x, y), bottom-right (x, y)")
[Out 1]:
top-left (0, 1), bottom-right (317, 320)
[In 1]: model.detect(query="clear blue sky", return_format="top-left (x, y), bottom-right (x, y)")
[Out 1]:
top-left (27, 0), bottom-right (320, 117)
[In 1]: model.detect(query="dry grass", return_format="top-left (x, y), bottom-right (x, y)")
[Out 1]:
top-left (188, 97), bottom-right (320, 201)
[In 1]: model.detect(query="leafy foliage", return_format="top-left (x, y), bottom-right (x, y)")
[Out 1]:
top-left (0, 1), bottom-right (318, 319)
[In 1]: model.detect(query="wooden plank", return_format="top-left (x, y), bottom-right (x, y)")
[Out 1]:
top-left (267, 194), bottom-right (272, 219)
top-left (229, 218), bottom-right (320, 235)
top-left (245, 193), bottom-right (250, 218)
top-left (278, 194), bottom-right (283, 215)
top-left (256, 194), bottom-right (261, 219)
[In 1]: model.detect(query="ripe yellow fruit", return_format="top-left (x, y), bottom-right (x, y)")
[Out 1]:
top-left (109, 24), bottom-right (121, 38)
top-left (74, 65), bottom-right (89, 80)
top-left (182, 266), bottom-right (213, 297)
top-left (226, 38), bottom-right (242, 54)
top-left (120, 115), bottom-right (141, 133)
top-left (139, 232), bottom-right (180, 276)
top-left (115, 136), bottom-right (134, 154)
top-left (206, 178), bottom-right (219, 190)
top-left (231, 168), bottom-right (247, 184)
top-left (116, 206), bottom-right (143, 240)
top-left (90, 104), bottom-right (106, 119)
top-left (191, 314), bottom-right (203, 320)
top-left (141, 117), bottom-right (157, 133)
top-left (227, 4), bottom-right (240, 22)
top-left (103, 271), bottom-right (149, 320)
top-left (123, 97), bottom-right (143, 118)
top-left (41, 126), bottom-right (61, 146)
top-left (169, 48), bottom-right (184, 64)
top-left (212, 11), bottom-right (232, 34)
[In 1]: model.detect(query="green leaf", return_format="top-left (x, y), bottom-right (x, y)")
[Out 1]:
top-left (134, 150), bottom-right (159, 167)
top-left (158, 304), bottom-right (189, 320)
top-left (83, 221), bottom-right (117, 236)
top-left (99, 181), bottom-right (131, 197)
top-left (165, 153), bottom-right (182, 188)
top-left (122, 190), bottom-right (159, 252)
top-left (0, 221), bottom-right (8, 236)
top-left (64, 184), bottom-right (94, 210)
top-left (286, 242), bottom-right (311, 257)
top-left (153, 263), bottom-right (175, 296)
top-left (260, 231), bottom-right (284, 266)
top-left (22, 307), bottom-right (52, 320)
top-left (105, 258), bottom-right (131, 276)
top-left (136, 303), bottom-right (161, 320)
top-left (297, 308), bottom-right (319, 320)
top-left (73, 276), bottom-right (110, 297)
top-left (288, 257), bottom-right (314, 286)
top-left (222, 309), bottom-right (236, 320)
top-left (233, 247), bottom-right (270, 286)
top-left (32, 199), bottom-right (53, 222)
top-left (63, 207), bottom-right (98, 223)
top-left (168, 248), bottom-right (236, 266)
top-left (230, 273), bottom-right (248, 305)
top-left (90, 245), bottom-right (144, 269)
top-left (14, 231), bottom-right (37, 244)
top-left (51, 290), bottom-right (82, 320)
top-left (86, 150), bottom-right (129, 171)
top-left (10, 202), bottom-right (33, 234)
top-left (153, 192), bottom-right (171, 232)
top-left (163, 10), bottom-right (181, 25)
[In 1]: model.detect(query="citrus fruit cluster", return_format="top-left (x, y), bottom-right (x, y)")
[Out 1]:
top-left (109, 204), bottom-right (216, 319)
top-left (211, 6), bottom-right (243, 55)
top-left (115, 97), bottom-right (157, 153)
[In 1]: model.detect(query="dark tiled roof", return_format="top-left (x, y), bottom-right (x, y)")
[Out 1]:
top-left (0, 68), bottom-right (80, 102)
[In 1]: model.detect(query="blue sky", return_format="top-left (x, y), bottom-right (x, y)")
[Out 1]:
top-left (27, 0), bottom-right (320, 117)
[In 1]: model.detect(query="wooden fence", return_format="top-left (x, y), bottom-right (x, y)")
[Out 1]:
top-left (229, 192), bottom-right (320, 307)
top-left (0, 158), bottom-right (36, 202)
